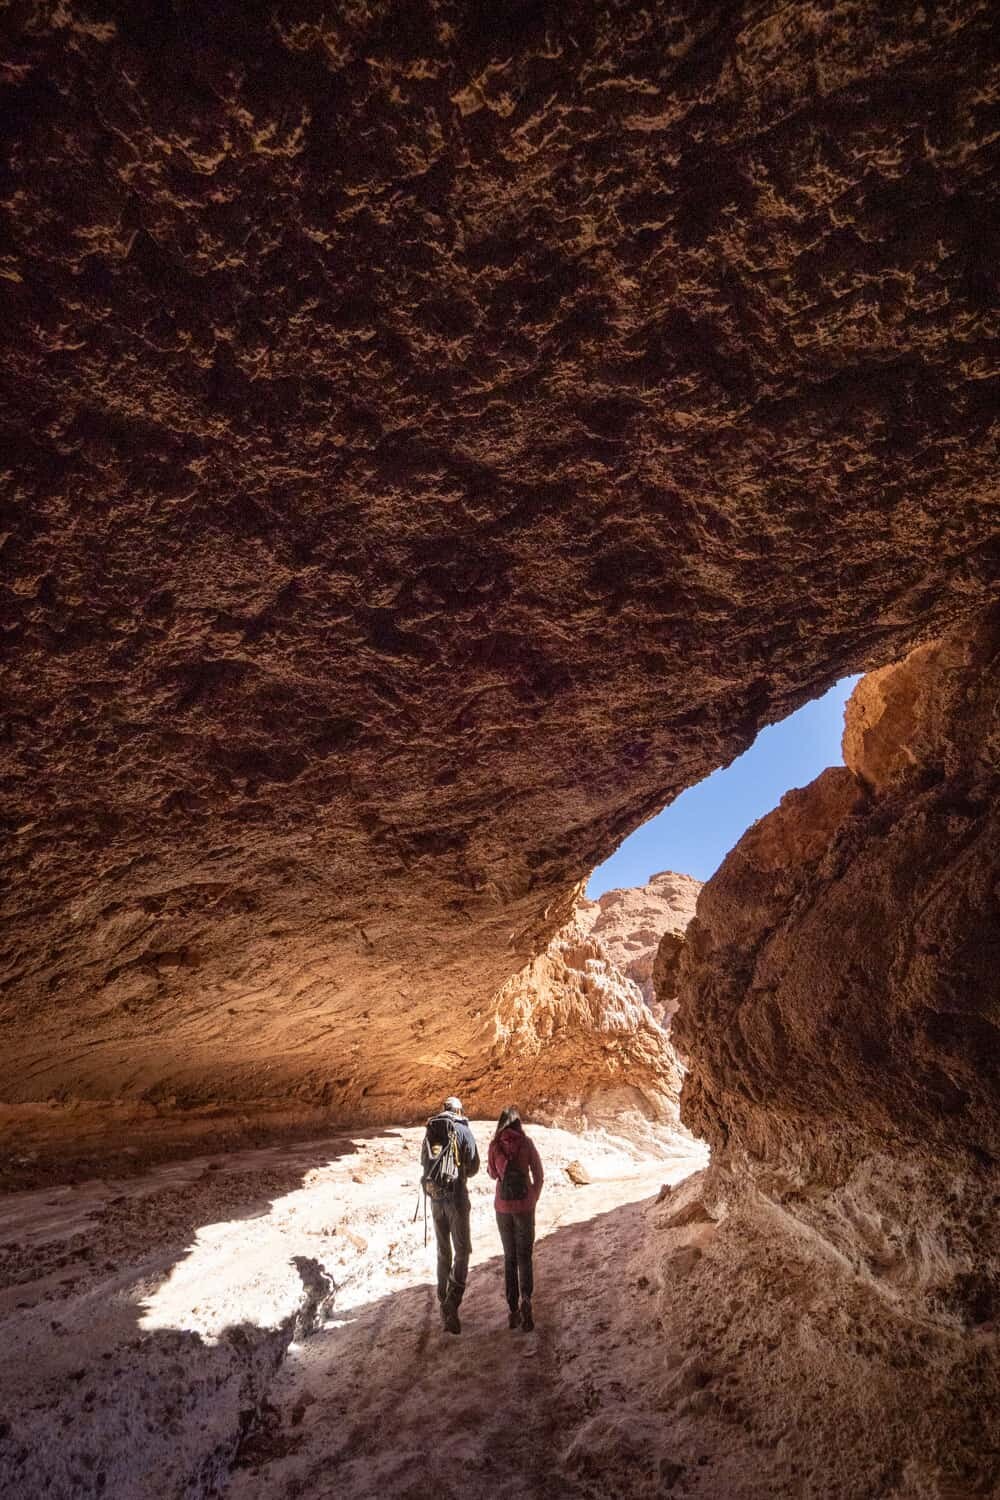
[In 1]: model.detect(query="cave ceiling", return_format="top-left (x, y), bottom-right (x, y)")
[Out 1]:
top-left (1, 1), bottom-right (998, 1124)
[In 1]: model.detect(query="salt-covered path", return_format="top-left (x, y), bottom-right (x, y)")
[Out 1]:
top-left (3, 1121), bottom-right (993, 1499)
top-left (225, 1126), bottom-right (704, 1500)
top-left (0, 1122), bottom-right (705, 1499)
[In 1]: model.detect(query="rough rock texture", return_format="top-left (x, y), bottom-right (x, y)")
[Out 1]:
top-left (2, 2), bottom-right (999, 1142)
top-left (492, 898), bottom-right (688, 1122)
top-left (673, 609), bottom-right (1000, 1336)
top-left (842, 626), bottom-right (998, 795)
top-left (652, 929), bottom-right (688, 1028)
top-left (577, 870), bottom-right (701, 1019)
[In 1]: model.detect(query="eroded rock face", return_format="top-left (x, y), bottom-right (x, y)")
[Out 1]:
top-left (673, 609), bottom-right (1000, 1320)
top-left (843, 625), bottom-right (998, 794)
top-left (2, 3), bottom-right (999, 1144)
top-left (493, 886), bottom-right (694, 1122)
top-left (652, 930), bottom-right (689, 1028)
top-left (577, 871), bottom-right (701, 1019)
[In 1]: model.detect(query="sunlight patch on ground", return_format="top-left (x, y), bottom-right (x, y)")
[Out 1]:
top-left (139, 1124), bottom-right (706, 1341)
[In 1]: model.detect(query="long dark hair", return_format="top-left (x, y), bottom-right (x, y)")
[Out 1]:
top-left (494, 1105), bottom-right (523, 1140)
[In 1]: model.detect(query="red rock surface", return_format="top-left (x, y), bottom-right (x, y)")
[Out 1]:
top-left (577, 870), bottom-right (701, 1015)
top-left (1, 3), bottom-right (999, 1143)
top-left (842, 625), bottom-right (998, 794)
top-left (673, 608), bottom-right (999, 1325)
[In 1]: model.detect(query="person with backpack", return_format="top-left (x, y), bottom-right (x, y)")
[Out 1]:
top-left (420, 1095), bottom-right (480, 1334)
top-left (487, 1106), bottom-right (544, 1332)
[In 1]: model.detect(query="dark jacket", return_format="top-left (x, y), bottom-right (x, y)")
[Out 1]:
top-left (488, 1125), bottom-right (543, 1214)
top-left (421, 1111), bottom-right (480, 1187)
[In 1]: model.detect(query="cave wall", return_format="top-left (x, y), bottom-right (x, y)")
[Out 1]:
top-left (673, 609), bottom-right (999, 1313)
top-left (1, 2), bottom-right (999, 1143)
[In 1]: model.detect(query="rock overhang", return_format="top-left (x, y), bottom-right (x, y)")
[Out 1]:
top-left (1, 1), bottom-right (998, 1146)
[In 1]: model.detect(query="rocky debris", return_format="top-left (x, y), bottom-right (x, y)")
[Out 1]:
top-left (673, 608), bottom-right (1000, 1322)
top-left (655, 1172), bottom-right (715, 1228)
top-left (2, 3), bottom-right (999, 1149)
top-left (564, 1160), bottom-right (592, 1186)
top-left (577, 871), bottom-right (701, 1017)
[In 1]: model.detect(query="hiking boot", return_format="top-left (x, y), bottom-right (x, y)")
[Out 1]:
top-left (507, 1306), bottom-right (520, 1330)
top-left (441, 1285), bottom-right (462, 1335)
top-left (520, 1298), bottom-right (534, 1332)
top-left (442, 1302), bottom-right (461, 1335)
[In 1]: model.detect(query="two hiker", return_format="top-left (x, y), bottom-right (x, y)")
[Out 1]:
top-left (420, 1096), bottom-right (544, 1336)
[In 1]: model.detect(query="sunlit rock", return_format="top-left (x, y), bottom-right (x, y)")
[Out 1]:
top-left (491, 905), bottom-right (685, 1124)
top-left (673, 609), bottom-right (1000, 1315)
top-left (578, 871), bottom-right (701, 1021)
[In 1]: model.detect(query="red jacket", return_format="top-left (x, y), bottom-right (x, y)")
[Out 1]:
top-left (487, 1126), bottom-right (544, 1214)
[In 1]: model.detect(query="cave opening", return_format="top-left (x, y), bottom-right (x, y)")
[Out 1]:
top-left (546, 674), bottom-right (862, 1056)
top-left (587, 673), bottom-right (861, 899)
top-left (2, 0), bottom-right (998, 1487)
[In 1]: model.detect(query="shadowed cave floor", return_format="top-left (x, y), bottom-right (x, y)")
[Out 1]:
top-left (0, 1125), bottom-right (995, 1500)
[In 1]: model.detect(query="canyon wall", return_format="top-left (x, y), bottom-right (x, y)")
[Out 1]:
top-left (2, 2), bottom-right (999, 1152)
top-left (490, 871), bottom-right (700, 1124)
top-left (491, 907), bottom-right (683, 1125)
top-left (577, 870), bottom-right (701, 1020)
top-left (672, 608), bottom-right (999, 1321)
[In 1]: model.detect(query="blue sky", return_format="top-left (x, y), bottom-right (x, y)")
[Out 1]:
top-left (586, 675), bottom-right (860, 896)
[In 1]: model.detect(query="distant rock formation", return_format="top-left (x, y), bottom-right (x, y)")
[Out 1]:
top-left (493, 904), bottom-right (685, 1123)
top-left (576, 871), bottom-right (702, 1021)
top-left (492, 871), bottom-right (701, 1120)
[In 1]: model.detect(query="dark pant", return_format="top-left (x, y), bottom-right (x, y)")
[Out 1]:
top-left (496, 1209), bottom-right (535, 1309)
top-left (431, 1190), bottom-right (471, 1307)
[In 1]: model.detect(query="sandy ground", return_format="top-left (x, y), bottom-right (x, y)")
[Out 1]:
top-left (225, 1124), bottom-right (706, 1500)
top-left (0, 1121), bottom-right (703, 1498)
top-left (2, 1123), bottom-right (996, 1500)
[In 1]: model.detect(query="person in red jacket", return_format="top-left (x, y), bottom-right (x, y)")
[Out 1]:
top-left (487, 1106), bottom-right (544, 1331)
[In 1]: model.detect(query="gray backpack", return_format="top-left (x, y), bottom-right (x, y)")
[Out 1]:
top-left (421, 1114), bottom-right (461, 1200)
